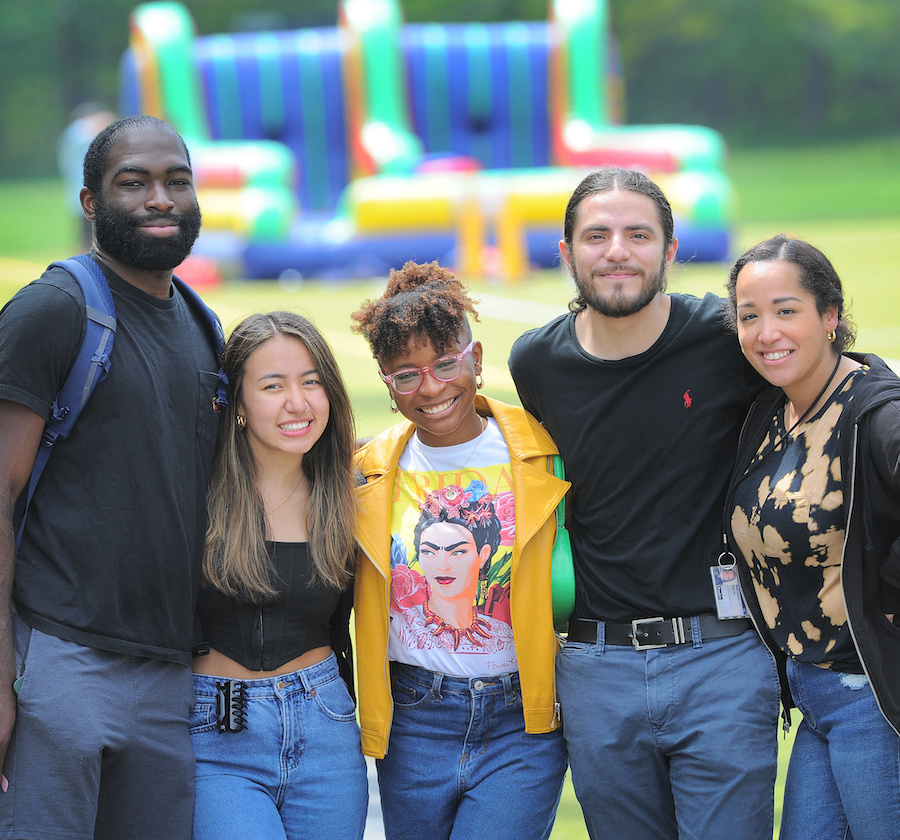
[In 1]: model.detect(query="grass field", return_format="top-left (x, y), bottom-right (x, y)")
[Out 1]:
top-left (1, 136), bottom-right (898, 837)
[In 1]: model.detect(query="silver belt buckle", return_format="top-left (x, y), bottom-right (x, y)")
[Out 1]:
top-left (631, 616), bottom-right (667, 650)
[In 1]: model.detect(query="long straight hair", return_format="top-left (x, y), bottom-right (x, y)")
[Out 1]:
top-left (204, 312), bottom-right (358, 602)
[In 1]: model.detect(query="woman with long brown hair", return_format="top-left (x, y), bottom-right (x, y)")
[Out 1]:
top-left (190, 311), bottom-right (367, 839)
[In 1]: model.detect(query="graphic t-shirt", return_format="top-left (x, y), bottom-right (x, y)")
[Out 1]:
top-left (387, 418), bottom-right (519, 677)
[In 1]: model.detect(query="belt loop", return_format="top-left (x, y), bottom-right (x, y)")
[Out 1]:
top-left (691, 614), bottom-right (703, 649)
top-left (298, 667), bottom-right (313, 696)
top-left (597, 620), bottom-right (607, 655)
top-left (501, 672), bottom-right (517, 705)
top-left (431, 671), bottom-right (444, 702)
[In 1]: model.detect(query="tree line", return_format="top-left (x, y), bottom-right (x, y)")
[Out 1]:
top-left (1, 0), bottom-right (897, 178)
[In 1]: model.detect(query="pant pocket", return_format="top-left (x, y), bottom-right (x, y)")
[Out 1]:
top-left (12, 608), bottom-right (34, 685)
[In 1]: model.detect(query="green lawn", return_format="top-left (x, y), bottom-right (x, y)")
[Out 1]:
top-left (1, 137), bottom-right (897, 838)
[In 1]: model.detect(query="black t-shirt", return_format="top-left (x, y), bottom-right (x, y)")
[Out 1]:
top-left (0, 260), bottom-right (220, 664)
top-left (197, 542), bottom-right (343, 672)
top-left (509, 293), bottom-right (761, 621)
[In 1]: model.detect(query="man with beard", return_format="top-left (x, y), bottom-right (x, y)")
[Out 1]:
top-left (0, 116), bottom-right (220, 839)
top-left (509, 168), bottom-right (779, 840)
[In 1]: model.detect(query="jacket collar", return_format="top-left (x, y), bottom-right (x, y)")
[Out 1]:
top-left (357, 394), bottom-right (558, 478)
top-left (354, 395), bottom-right (565, 573)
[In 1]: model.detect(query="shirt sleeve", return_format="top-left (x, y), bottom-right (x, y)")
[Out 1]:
top-left (0, 273), bottom-right (84, 420)
top-left (508, 331), bottom-right (543, 422)
top-left (866, 399), bottom-right (900, 612)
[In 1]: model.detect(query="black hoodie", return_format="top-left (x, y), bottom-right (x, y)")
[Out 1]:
top-left (725, 352), bottom-right (900, 734)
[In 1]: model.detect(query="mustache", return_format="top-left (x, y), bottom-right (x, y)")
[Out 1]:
top-left (129, 212), bottom-right (197, 228)
top-left (593, 264), bottom-right (645, 277)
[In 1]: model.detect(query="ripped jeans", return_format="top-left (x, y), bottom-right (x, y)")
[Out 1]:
top-left (780, 658), bottom-right (900, 840)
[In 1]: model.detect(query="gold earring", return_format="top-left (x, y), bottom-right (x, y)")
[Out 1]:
top-left (236, 414), bottom-right (246, 430)
top-left (476, 374), bottom-right (484, 390)
top-left (826, 330), bottom-right (836, 342)
top-left (389, 397), bottom-right (398, 414)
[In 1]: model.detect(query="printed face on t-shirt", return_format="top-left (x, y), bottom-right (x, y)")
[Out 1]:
top-left (416, 520), bottom-right (491, 619)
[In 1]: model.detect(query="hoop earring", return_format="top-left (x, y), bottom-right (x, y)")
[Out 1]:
top-left (826, 330), bottom-right (836, 343)
top-left (236, 414), bottom-right (247, 430)
top-left (389, 397), bottom-right (398, 414)
top-left (476, 374), bottom-right (484, 390)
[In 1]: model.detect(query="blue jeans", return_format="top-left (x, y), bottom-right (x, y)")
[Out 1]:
top-left (558, 625), bottom-right (780, 840)
top-left (190, 654), bottom-right (368, 840)
top-left (780, 658), bottom-right (900, 840)
top-left (376, 662), bottom-right (567, 840)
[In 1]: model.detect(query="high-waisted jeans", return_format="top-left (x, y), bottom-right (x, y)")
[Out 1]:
top-left (376, 661), bottom-right (567, 840)
top-left (190, 653), bottom-right (368, 840)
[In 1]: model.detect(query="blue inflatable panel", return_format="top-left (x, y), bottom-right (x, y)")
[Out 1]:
top-left (240, 219), bottom-right (457, 280)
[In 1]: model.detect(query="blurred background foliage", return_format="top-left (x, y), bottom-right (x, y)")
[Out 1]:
top-left (1, 0), bottom-right (898, 178)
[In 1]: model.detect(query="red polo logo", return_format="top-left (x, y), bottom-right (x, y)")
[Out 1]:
top-left (683, 390), bottom-right (692, 408)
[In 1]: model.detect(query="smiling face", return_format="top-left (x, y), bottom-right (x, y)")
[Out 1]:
top-left (238, 334), bottom-right (330, 466)
top-left (734, 259), bottom-right (839, 397)
top-left (560, 189), bottom-right (676, 319)
top-left (84, 124), bottom-right (202, 272)
top-left (381, 332), bottom-right (484, 447)
top-left (417, 520), bottom-right (490, 606)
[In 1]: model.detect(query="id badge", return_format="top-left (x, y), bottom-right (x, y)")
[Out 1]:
top-left (710, 552), bottom-right (750, 619)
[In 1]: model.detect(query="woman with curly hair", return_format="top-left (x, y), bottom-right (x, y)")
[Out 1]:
top-left (190, 312), bottom-right (368, 839)
top-left (351, 261), bottom-right (569, 840)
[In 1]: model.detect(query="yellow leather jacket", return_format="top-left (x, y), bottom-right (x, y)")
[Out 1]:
top-left (354, 394), bottom-right (569, 758)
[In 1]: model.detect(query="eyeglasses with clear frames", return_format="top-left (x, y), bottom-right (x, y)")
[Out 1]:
top-left (379, 340), bottom-right (475, 394)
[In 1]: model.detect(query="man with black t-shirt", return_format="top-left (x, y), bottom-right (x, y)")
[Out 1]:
top-left (0, 116), bottom-right (220, 839)
top-left (509, 168), bottom-right (779, 840)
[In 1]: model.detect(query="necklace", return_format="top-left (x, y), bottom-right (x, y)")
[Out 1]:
top-left (458, 416), bottom-right (488, 471)
top-left (266, 473), bottom-right (304, 515)
top-left (770, 354), bottom-right (843, 453)
top-left (414, 416), bottom-right (488, 472)
top-left (422, 602), bottom-right (491, 649)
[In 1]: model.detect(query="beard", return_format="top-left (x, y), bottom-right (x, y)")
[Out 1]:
top-left (92, 194), bottom-right (202, 272)
top-left (573, 257), bottom-right (668, 319)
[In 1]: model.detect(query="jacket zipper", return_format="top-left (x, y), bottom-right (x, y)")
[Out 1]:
top-left (839, 423), bottom-right (900, 737)
top-left (724, 401), bottom-right (792, 733)
top-left (360, 544), bottom-right (394, 740)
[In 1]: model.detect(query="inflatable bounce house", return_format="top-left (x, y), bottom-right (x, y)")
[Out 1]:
top-left (119, 0), bottom-right (735, 280)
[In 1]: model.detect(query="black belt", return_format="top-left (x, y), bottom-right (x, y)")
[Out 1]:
top-left (567, 614), bottom-right (751, 650)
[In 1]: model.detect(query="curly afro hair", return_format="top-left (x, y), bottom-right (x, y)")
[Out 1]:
top-left (351, 260), bottom-right (480, 363)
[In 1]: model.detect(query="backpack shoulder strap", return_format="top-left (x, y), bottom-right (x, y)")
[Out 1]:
top-left (171, 275), bottom-right (229, 412)
top-left (16, 255), bottom-right (117, 550)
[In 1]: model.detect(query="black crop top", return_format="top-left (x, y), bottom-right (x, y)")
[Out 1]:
top-left (197, 542), bottom-right (342, 672)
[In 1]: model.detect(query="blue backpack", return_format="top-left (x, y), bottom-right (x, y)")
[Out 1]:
top-left (14, 254), bottom-right (229, 550)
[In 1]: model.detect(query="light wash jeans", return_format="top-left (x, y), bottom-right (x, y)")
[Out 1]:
top-left (376, 662), bottom-right (567, 840)
top-left (558, 625), bottom-right (780, 840)
top-left (780, 658), bottom-right (900, 840)
top-left (190, 653), bottom-right (368, 840)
